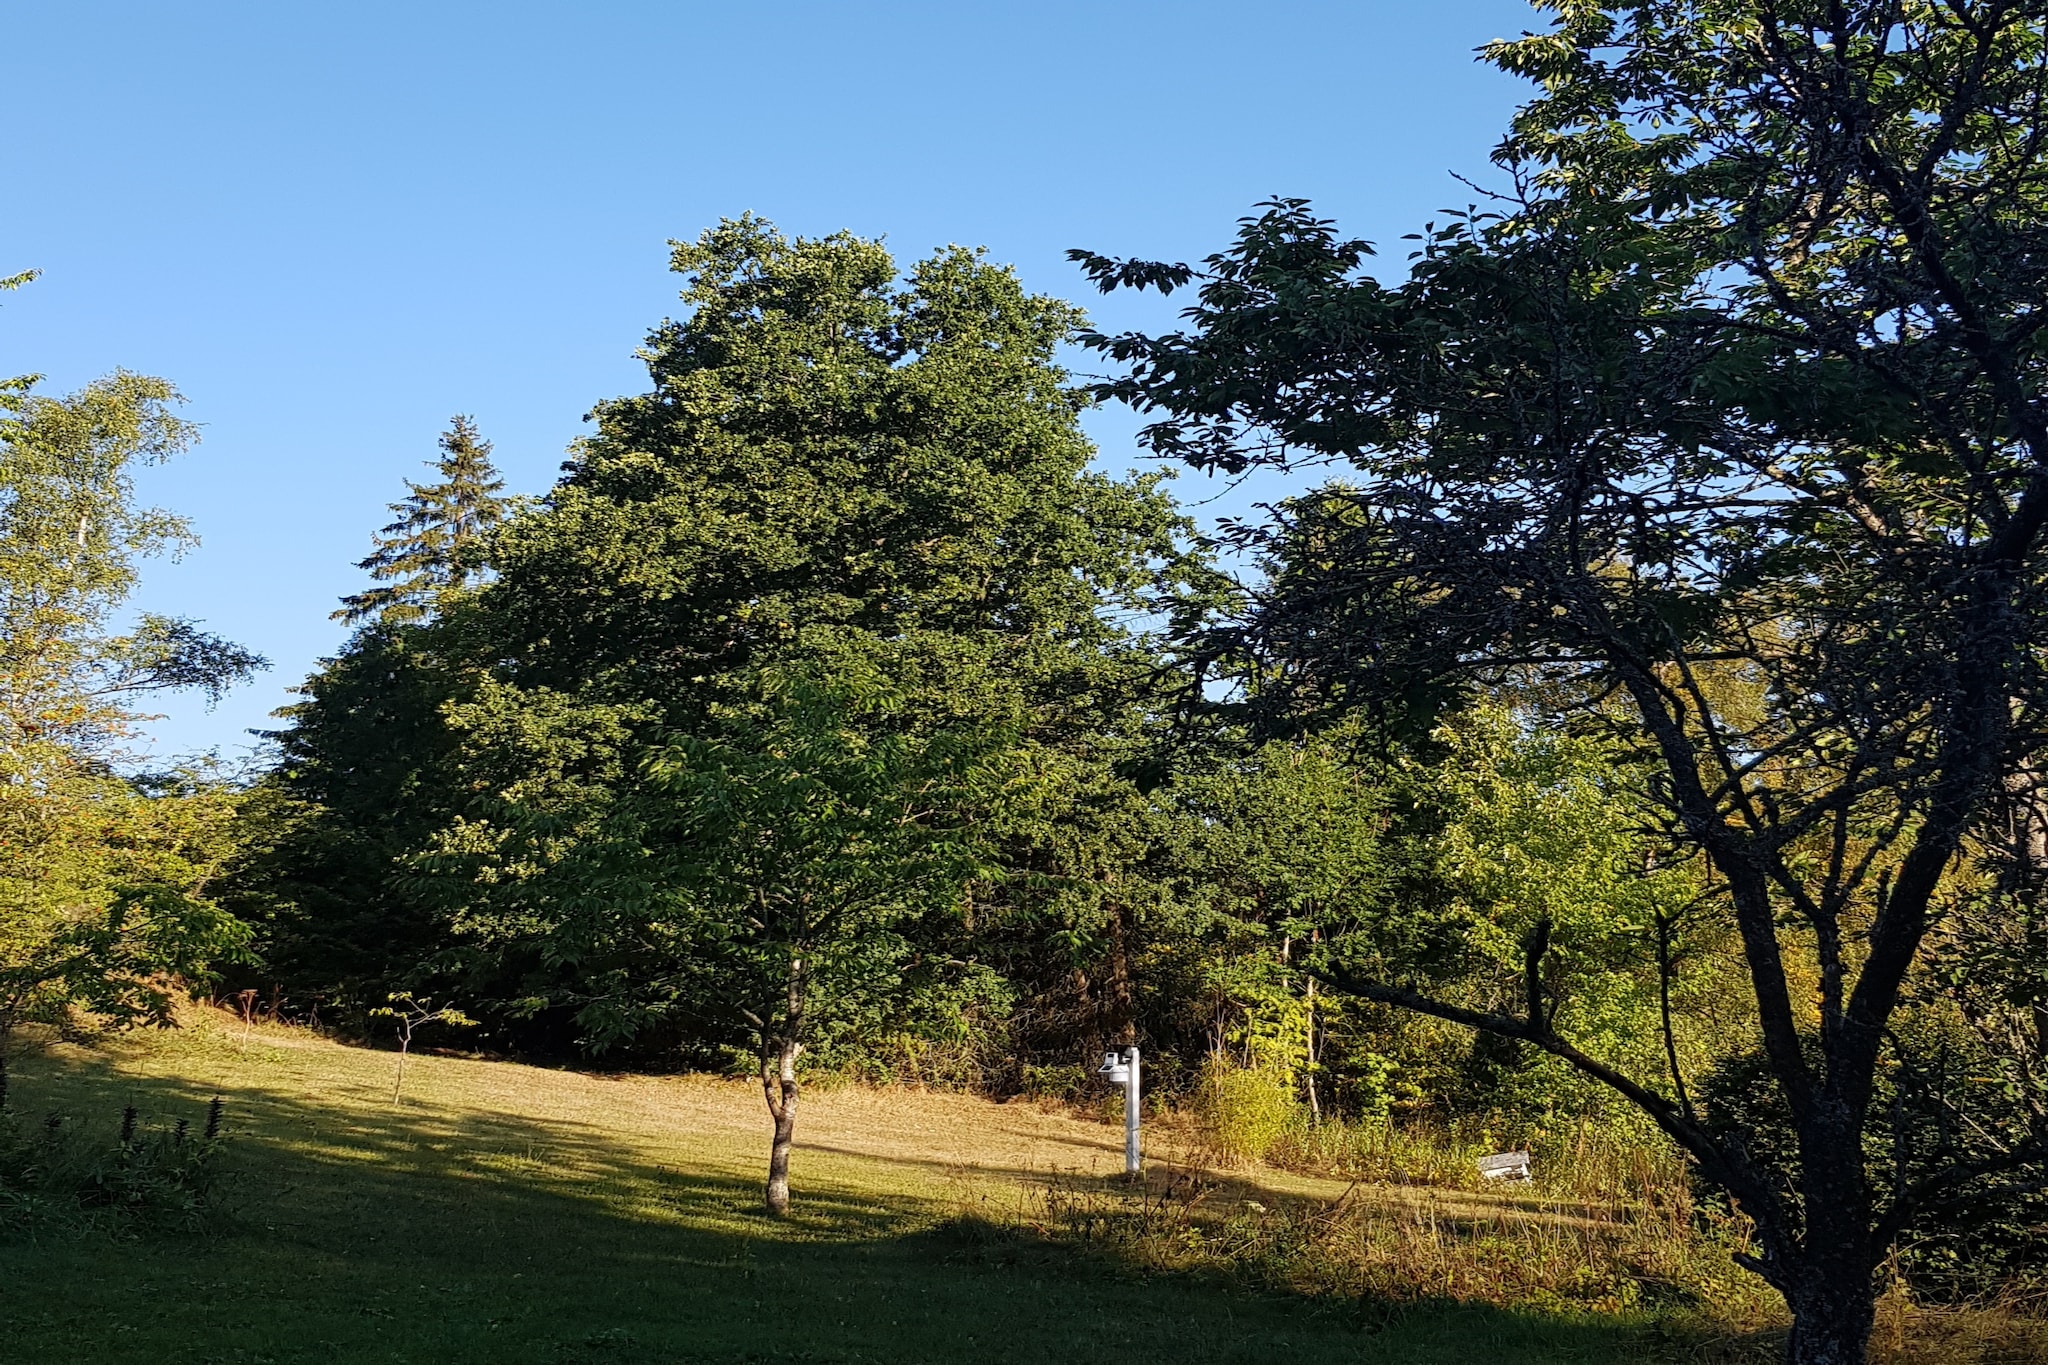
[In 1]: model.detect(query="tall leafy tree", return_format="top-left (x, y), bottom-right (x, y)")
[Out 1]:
top-left (455, 219), bottom-right (1199, 727)
top-left (258, 219), bottom-right (1213, 1096)
top-left (335, 415), bottom-right (510, 627)
top-left (0, 271), bottom-right (261, 1059)
top-left (463, 666), bottom-right (1000, 1213)
top-left (1075, 5), bottom-right (2048, 1359)
top-left (401, 219), bottom-right (1209, 1205)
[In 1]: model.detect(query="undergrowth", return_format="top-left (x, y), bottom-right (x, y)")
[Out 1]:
top-left (0, 1089), bottom-right (232, 1236)
top-left (1027, 1159), bottom-right (1774, 1330)
top-left (1018, 1137), bottom-right (2048, 1364)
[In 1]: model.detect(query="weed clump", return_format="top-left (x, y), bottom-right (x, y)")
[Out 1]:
top-left (0, 1096), bottom-right (232, 1236)
top-left (1190, 1058), bottom-right (1300, 1165)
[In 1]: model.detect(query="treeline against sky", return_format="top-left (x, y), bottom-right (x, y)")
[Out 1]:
top-left (15, 9), bottom-right (2048, 1358)
top-left (229, 220), bottom-right (1681, 1134)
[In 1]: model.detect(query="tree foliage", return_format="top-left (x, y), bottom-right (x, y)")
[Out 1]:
top-left (335, 415), bottom-right (511, 627)
top-left (1074, 5), bottom-right (2048, 1360)
top-left (250, 220), bottom-right (1214, 1207)
top-left (0, 276), bottom-right (260, 1053)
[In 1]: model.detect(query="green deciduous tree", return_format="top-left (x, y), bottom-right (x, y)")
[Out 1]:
top-left (1074, 6), bottom-right (2048, 1357)
top-left (256, 219), bottom-right (1213, 1103)
top-left (444, 666), bottom-right (1000, 1212)
top-left (1365, 708), bottom-right (1714, 1126)
top-left (0, 274), bottom-right (261, 1061)
top-left (0, 766), bottom-right (249, 1055)
top-left (370, 992), bottom-right (476, 1104)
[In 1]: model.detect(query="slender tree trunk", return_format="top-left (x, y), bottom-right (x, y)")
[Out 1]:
top-left (757, 940), bottom-right (810, 1217)
top-left (1105, 899), bottom-right (1136, 1047)
top-left (1303, 974), bottom-right (1322, 1125)
top-left (761, 1035), bottom-right (801, 1216)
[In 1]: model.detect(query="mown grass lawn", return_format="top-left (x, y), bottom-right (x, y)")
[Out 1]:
top-left (0, 1015), bottom-right (1661, 1365)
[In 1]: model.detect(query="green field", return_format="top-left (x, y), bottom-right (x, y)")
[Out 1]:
top-left (0, 1013), bottom-right (1677, 1365)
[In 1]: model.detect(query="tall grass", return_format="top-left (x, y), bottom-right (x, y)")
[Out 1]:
top-left (1188, 1058), bottom-right (1298, 1164)
top-left (1038, 1107), bottom-right (2048, 1365)
top-left (1029, 1157), bottom-right (1777, 1332)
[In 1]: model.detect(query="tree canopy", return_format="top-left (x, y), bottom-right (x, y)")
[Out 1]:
top-left (1072, 4), bottom-right (2048, 1361)
top-left (0, 272), bottom-right (261, 1058)
top-left (251, 220), bottom-right (1221, 1209)
top-left (335, 415), bottom-right (511, 628)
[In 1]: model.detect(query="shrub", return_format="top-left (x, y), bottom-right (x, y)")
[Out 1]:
top-left (1021, 1063), bottom-right (1088, 1103)
top-left (1190, 1056), bottom-right (1300, 1165)
top-left (0, 1095), bottom-right (231, 1235)
top-left (1695, 1045), bottom-right (2048, 1306)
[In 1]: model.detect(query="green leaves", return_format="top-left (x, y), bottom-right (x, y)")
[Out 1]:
top-left (369, 992), bottom-right (476, 1033)
top-left (0, 298), bottom-right (260, 1048)
top-left (1397, 709), bottom-right (1688, 1018)
top-left (0, 763), bottom-right (254, 1044)
top-left (1078, 4), bottom-right (2048, 1334)
top-left (432, 663), bottom-right (1009, 1059)
top-left (260, 218), bottom-right (1209, 1067)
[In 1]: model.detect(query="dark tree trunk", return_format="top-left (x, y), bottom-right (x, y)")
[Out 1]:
top-left (1779, 1114), bottom-right (1879, 1365)
top-left (761, 1034), bottom-right (800, 1216)
top-left (1783, 1270), bottom-right (1877, 1365)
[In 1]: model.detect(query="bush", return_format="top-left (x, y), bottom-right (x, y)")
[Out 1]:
top-left (1694, 1043), bottom-right (2047, 1305)
top-left (1021, 1063), bottom-right (1088, 1103)
top-left (1190, 1056), bottom-right (1300, 1165)
top-left (0, 1094), bottom-right (231, 1235)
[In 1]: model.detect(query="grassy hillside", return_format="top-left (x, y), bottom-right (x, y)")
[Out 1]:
top-left (0, 1012), bottom-right (1680, 1365)
top-left (11, 1015), bottom-right (2041, 1364)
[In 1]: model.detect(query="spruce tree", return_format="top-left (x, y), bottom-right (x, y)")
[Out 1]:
top-left (335, 416), bottom-right (509, 626)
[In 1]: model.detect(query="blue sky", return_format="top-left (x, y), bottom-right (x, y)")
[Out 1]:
top-left (5, 0), bottom-right (1538, 759)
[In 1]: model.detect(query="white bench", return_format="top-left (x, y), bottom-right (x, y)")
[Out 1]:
top-left (1476, 1150), bottom-right (1533, 1182)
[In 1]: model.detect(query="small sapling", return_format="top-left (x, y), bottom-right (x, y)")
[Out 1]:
top-left (368, 993), bottom-right (476, 1103)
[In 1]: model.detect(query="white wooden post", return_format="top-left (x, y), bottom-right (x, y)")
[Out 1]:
top-left (1123, 1045), bottom-right (1141, 1176)
top-left (1098, 1046), bottom-right (1142, 1177)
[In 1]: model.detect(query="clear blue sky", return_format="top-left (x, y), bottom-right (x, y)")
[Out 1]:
top-left (5, 0), bottom-right (1539, 760)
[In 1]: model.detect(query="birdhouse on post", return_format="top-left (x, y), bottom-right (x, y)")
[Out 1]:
top-left (1097, 1046), bottom-right (1141, 1176)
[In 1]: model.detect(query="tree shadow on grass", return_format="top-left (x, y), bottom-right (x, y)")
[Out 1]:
top-left (2, 1044), bottom-right (1676, 1365)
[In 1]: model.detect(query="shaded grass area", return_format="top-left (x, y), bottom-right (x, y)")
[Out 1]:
top-left (0, 1023), bottom-right (1655, 1365)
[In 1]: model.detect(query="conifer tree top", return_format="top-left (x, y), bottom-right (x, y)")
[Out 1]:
top-left (337, 416), bottom-right (510, 627)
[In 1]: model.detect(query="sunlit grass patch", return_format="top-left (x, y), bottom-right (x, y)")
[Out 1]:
top-left (3, 1011), bottom-right (2036, 1364)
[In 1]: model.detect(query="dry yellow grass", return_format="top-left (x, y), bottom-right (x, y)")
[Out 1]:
top-left (101, 1007), bottom-right (1259, 1203)
top-left (3, 1009), bottom-right (2042, 1364)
